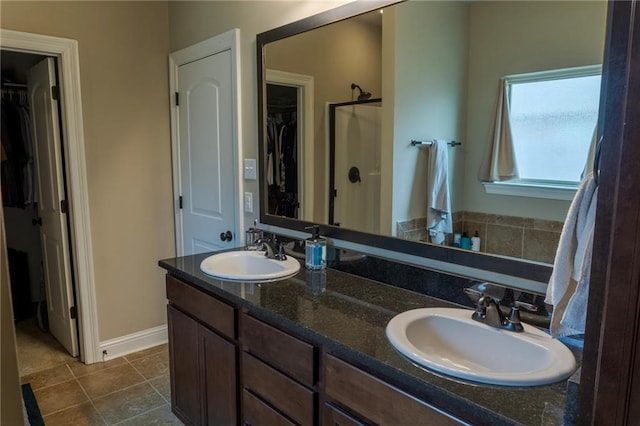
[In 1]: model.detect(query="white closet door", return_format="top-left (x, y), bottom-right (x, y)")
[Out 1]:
top-left (28, 57), bottom-right (78, 357)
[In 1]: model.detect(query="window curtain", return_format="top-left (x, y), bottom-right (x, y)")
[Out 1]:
top-left (581, 127), bottom-right (599, 180)
top-left (479, 79), bottom-right (519, 182)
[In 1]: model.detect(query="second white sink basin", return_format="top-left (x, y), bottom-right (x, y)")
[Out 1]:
top-left (200, 250), bottom-right (300, 282)
top-left (386, 308), bottom-right (576, 386)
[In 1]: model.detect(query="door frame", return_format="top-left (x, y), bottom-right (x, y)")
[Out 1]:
top-left (169, 29), bottom-right (243, 256)
top-left (265, 69), bottom-right (314, 220)
top-left (0, 30), bottom-right (99, 364)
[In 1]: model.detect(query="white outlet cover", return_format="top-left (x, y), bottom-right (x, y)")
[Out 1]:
top-left (244, 158), bottom-right (257, 180)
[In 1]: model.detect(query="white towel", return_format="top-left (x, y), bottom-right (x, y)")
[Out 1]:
top-left (426, 139), bottom-right (452, 245)
top-left (545, 173), bottom-right (598, 337)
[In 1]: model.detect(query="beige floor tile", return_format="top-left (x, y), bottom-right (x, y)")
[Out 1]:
top-left (33, 379), bottom-right (89, 416)
top-left (115, 404), bottom-right (184, 426)
top-left (21, 364), bottom-right (74, 390)
top-left (77, 363), bottom-right (145, 399)
top-left (92, 382), bottom-right (165, 425)
top-left (124, 343), bottom-right (168, 361)
top-left (15, 319), bottom-right (77, 376)
top-left (130, 352), bottom-right (169, 380)
top-left (43, 401), bottom-right (106, 426)
top-left (148, 375), bottom-right (171, 402)
top-left (69, 357), bottom-right (128, 378)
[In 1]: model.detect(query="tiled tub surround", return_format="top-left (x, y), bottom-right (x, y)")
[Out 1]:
top-left (397, 211), bottom-right (562, 264)
top-left (160, 251), bottom-right (578, 425)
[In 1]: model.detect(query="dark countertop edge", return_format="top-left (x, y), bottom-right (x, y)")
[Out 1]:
top-left (159, 259), bottom-right (521, 426)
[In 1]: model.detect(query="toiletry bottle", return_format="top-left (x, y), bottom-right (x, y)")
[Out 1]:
top-left (460, 232), bottom-right (471, 250)
top-left (453, 232), bottom-right (461, 248)
top-left (305, 225), bottom-right (326, 270)
top-left (471, 231), bottom-right (481, 252)
top-left (245, 219), bottom-right (263, 250)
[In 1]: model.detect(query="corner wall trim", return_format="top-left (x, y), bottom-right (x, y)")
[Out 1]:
top-left (99, 325), bottom-right (168, 361)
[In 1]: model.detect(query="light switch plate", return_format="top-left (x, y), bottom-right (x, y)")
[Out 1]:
top-left (244, 192), bottom-right (253, 213)
top-left (244, 158), bottom-right (257, 180)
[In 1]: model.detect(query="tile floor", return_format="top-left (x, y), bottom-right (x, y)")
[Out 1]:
top-left (16, 319), bottom-right (184, 425)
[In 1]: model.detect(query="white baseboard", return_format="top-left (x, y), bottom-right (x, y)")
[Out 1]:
top-left (98, 325), bottom-right (168, 362)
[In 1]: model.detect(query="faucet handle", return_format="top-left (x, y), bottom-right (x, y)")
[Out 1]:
top-left (514, 301), bottom-right (538, 312)
top-left (463, 287), bottom-right (483, 303)
top-left (504, 305), bottom-right (525, 332)
top-left (275, 241), bottom-right (287, 261)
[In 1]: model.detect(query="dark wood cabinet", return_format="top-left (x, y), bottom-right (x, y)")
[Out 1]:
top-left (166, 275), bottom-right (237, 426)
top-left (241, 314), bottom-right (317, 425)
top-left (200, 325), bottom-right (237, 425)
top-left (324, 355), bottom-right (462, 426)
top-left (168, 304), bottom-right (201, 425)
top-left (241, 314), bottom-right (315, 387)
top-left (243, 389), bottom-right (295, 426)
top-left (165, 273), bottom-right (465, 425)
top-left (322, 403), bottom-right (367, 426)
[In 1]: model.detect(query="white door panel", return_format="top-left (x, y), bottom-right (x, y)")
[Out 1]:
top-left (28, 57), bottom-right (78, 357)
top-left (178, 49), bottom-right (237, 255)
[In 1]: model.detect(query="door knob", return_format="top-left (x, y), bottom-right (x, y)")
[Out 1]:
top-left (32, 217), bottom-right (43, 226)
top-left (220, 230), bottom-right (233, 242)
top-left (348, 166), bottom-right (361, 183)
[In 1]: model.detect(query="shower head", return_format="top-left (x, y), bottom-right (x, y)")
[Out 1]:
top-left (351, 83), bottom-right (372, 101)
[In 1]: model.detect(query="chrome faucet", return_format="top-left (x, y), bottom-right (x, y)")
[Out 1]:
top-left (256, 237), bottom-right (287, 261)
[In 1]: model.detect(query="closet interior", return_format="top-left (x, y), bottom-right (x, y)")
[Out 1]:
top-left (1, 49), bottom-right (76, 368)
top-left (266, 83), bottom-right (299, 218)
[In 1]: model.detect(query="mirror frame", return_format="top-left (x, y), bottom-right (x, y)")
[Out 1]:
top-left (257, 0), bottom-right (553, 284)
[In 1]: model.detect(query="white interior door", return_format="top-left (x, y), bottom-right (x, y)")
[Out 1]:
top-left (177, 49), bottom-right (238, 255)
top-left (28, 57), bottom-right (78, 357)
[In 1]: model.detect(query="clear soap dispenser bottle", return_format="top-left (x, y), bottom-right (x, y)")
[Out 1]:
top-left (305, 225), bottom-right (326, 270)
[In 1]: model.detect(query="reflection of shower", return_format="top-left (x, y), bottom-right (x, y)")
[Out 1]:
top-left (330, 100), bottom-right (382, 234)
top-left (351, 83), bottom-right (371, 101)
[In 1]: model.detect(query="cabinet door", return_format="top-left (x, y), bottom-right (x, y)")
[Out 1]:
top-left (199, 324), bottom-right (237, 425)
top-left (168, 305), bottom-right (201, 426)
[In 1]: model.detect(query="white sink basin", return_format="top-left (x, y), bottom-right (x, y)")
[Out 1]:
top-left (386, 308), bottom-right (576, 386)
top-left (200, 250), bottom-right (300, 282)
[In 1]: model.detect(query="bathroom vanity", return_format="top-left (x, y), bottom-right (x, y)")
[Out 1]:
top-left (160, 252), bottom-right (574, 426)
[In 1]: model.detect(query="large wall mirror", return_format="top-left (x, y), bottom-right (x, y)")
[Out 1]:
top-left (257, 0), bottom-right (607, 285)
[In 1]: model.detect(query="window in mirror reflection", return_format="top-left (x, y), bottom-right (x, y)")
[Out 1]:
top-left (507, 66), bottom-right (601, 186)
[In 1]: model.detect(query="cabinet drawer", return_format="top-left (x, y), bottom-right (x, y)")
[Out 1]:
top-left (323, 402), bottom-right (368, 426)
top-left (243, 390), bottom-right (295, 426)
top-left (166, 274), bottom-right (235, 339)
top-left (242, 314), bottom-right (315, 386)
top-left (325, 355), bottom-right (461, 426)
top-left (243, 352), bottom-right (315, 426)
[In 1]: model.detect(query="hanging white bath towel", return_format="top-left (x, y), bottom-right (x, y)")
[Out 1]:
top-left (545, 172), bottom-right (598, 337)
top-left (426, 139), bottom-right (453, 245)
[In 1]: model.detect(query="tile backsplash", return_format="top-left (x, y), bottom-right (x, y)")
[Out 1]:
top-left (397, 211), bottom-right (562, 264)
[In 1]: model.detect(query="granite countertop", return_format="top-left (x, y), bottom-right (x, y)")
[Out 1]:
top-left (159, 252), bottom-right (571, 426)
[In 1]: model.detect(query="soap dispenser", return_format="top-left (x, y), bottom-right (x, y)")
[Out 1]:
top-left (305, 225), bottom-right (326, 270)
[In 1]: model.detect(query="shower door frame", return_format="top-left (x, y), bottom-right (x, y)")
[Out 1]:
top-left (328, 98), bottom-right (382, 227)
